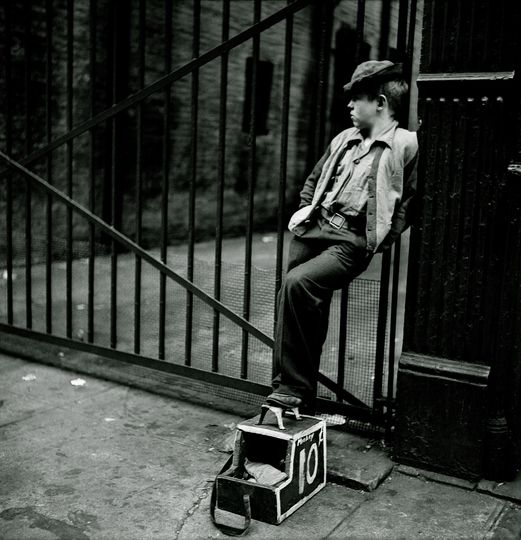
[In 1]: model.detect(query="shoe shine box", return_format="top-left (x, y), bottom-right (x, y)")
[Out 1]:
top-left (215, 414), bottom-right (327, 525)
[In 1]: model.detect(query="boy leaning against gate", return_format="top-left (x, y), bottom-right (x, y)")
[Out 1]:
top-left (264, 60), bottom-right (419, 416)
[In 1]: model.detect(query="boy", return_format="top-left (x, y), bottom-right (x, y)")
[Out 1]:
top-left (266, 60), bottom-right (419, 414)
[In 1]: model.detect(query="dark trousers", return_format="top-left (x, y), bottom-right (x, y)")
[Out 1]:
top-left (271, 229), bottom-right (371, 407)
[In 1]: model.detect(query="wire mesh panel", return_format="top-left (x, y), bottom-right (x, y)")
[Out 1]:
top-left (319, 279), bottom-right (384, 406)
top-left (0, 0), bottom-right (419, 431)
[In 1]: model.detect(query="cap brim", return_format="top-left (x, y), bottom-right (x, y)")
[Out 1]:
top-left (343, 63), bottom-right (404, 92)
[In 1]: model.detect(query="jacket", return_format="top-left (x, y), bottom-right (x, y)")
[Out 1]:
top-left (292, 121), bottom-right (419, 252)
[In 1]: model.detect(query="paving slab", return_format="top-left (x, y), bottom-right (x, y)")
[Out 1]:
top-left (0, 355), bottom-right (115, 429)
top-left (178, 482), bottom-right (368, 540)
top-left (327, 429), bottom-right (393, 491)
top-left (3, 353), bottom-right (521, 540)
top-left (0, 365), bottom-right (236, 539)
top-left (397, 463), bottom-right (477, 491)
top-left (488, 503), bottom-right (521, 539)
top-left (478, 470), bottom-right (521, 504)
top-left (0, 354), bottom-right (113, 398)
top-left (328, 471), bottom-right (507, 539)
top-left (1, 476), bottom-right (219, 540)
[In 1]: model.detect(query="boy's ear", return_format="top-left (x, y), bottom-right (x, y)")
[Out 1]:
top-left (377, 94), bottom-right (388, 109)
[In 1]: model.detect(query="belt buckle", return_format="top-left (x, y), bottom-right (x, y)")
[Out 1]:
top-left (329, 213), bottom-right (345, 230)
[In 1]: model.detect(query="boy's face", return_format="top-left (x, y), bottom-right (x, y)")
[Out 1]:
top-left (347, 93), bottom-right (379, 131)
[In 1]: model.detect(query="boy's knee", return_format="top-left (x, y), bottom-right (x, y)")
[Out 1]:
top-left (284, 267), bottom-right (310, 294)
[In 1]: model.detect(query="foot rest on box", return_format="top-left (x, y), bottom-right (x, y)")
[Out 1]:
top-left (258, 404), bottom-right (301, 430)
top-left (215, 414), bottom-right (326, 526)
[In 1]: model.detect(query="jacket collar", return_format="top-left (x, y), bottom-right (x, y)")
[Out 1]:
top-left (346, 120), bottom-right (398, 149)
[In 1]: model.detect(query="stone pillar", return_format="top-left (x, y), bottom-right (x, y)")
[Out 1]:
top-left (394, 0), bottom-right (521, 481)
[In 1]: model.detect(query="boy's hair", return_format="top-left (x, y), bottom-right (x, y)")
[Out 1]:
top-left (378, 79), bottom-right (409, 119)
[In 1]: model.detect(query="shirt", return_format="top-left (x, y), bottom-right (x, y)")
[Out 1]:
top-left (321, 135), bottom-right (375, 217)
top-left (292, 121), bottom-right (419, 252)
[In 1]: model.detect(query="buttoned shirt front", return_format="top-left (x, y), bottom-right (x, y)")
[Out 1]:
top-left (321, 134), bottom-right (377, 217)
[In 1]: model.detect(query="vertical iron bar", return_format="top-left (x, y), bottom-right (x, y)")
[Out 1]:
top-left (386, 239), bottom-right (401, 405)
top-left (354, 0), bottom-right (366, 63)
top-left (273, 3), bottom-right (293, 378)
top-left (134, 0), bottom-right (145, 355)
top-left (385, 0), bottom-right (417, 419)
top-left (110, 0), bottom-right (118, 348)
top-left (384, 0), bottom-right (415, 434)
top-left (406, 0), bottom-right (418, 73)
top-left (45, 0), bottom-right (53, 334)
top-left (186, 0), bottom-right (201, 366)
top-left (212, 0), bottom-right (230, 373)
top-left (66, 0), bottom-right (74, 338)
top-left (379, 0), bottom-right (391, 60)
top-left (314, 1), bottom-right (331, 159)
top-left (88, 0), bottom-right (97, 343)
top-left (5, 2), bottom-right (13, 324)
top-left (336, 289), bottom-right (349, 401)
top-left (241, 0), bottom-right (261, 379)
top-left (374, 0), bottom-right (408, 414)
top-left (158, 1), bottom-right (172, 360)
top-left (396, 0), bottom-right (409, 58)
top-left (330, 0), bottom-right (351, 407)
top-left (374, 250), bottom-right (391, 409)
top-left (24, 0), bottom-right (33, 329)
top-left (329, 0), bottom-right (346, 400)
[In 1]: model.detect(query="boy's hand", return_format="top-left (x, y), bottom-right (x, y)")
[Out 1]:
top-left (288, 205), bottom-right (314, 232)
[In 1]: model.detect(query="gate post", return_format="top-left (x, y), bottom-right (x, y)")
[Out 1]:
top-left (394, 0), bottom-right (521, 481)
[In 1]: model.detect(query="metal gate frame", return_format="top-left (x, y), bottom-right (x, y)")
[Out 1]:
top-left (0, 0), bottom-right (419, 431)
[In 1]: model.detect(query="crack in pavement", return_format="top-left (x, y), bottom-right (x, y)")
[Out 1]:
top-left (174, 481), bottom-right (214, 539)
top-left (325, 498), bottom-right (368, 538)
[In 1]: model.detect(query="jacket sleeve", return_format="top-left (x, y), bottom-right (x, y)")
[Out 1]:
top-left (298, 145), bottom-right (332, 208)
top-left (376, 148), bottom-right (418, 252)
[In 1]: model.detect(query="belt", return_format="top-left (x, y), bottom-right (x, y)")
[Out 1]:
top-left (319, 206), bottom-right (365, 232)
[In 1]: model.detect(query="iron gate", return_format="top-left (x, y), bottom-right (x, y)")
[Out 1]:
top-left (0, 0), bottom-right (419, 432)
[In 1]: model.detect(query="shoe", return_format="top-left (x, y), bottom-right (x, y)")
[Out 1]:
top-left (265, 392), bottom-right (302, 409)
top-left (257, 393), bottom-right (303, 430)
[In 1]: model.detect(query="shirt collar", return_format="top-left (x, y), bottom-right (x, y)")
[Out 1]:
top-left (346, 120), bottom-right (398, 149)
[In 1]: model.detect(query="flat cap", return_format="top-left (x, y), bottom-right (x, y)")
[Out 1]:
top-left (343, 60), bottom-right (403, 92)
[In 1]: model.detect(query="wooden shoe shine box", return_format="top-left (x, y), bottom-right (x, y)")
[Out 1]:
top-left (216, 414), bottom-right (327, 525)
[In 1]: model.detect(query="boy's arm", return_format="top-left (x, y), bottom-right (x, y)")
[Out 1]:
top-left (298, 145), bottom-right (332, 208)
top-left (376, 149), bottom-right (419, 252)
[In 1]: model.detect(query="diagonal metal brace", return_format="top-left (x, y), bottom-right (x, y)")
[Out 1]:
top-left (317, 373), bottom-right (370, 409)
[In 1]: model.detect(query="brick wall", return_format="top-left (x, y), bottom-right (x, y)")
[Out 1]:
top-left (0, 0), bottom-right (408, 255)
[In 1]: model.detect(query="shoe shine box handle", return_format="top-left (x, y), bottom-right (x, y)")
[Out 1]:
top-left (216, 415), bottom-right (327, 525)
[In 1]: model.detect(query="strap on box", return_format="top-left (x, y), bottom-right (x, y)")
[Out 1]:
top-left (210, 455), bottom-right (252, 536)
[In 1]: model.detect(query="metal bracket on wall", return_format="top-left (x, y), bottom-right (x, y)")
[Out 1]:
top-left (417, 71), bottom-right (515, 84)
top-left (507, 162), bottom-right (521, 177)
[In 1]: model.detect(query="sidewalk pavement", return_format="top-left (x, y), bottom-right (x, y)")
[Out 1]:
top-left (2, 351), bottom-right (521, 540)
